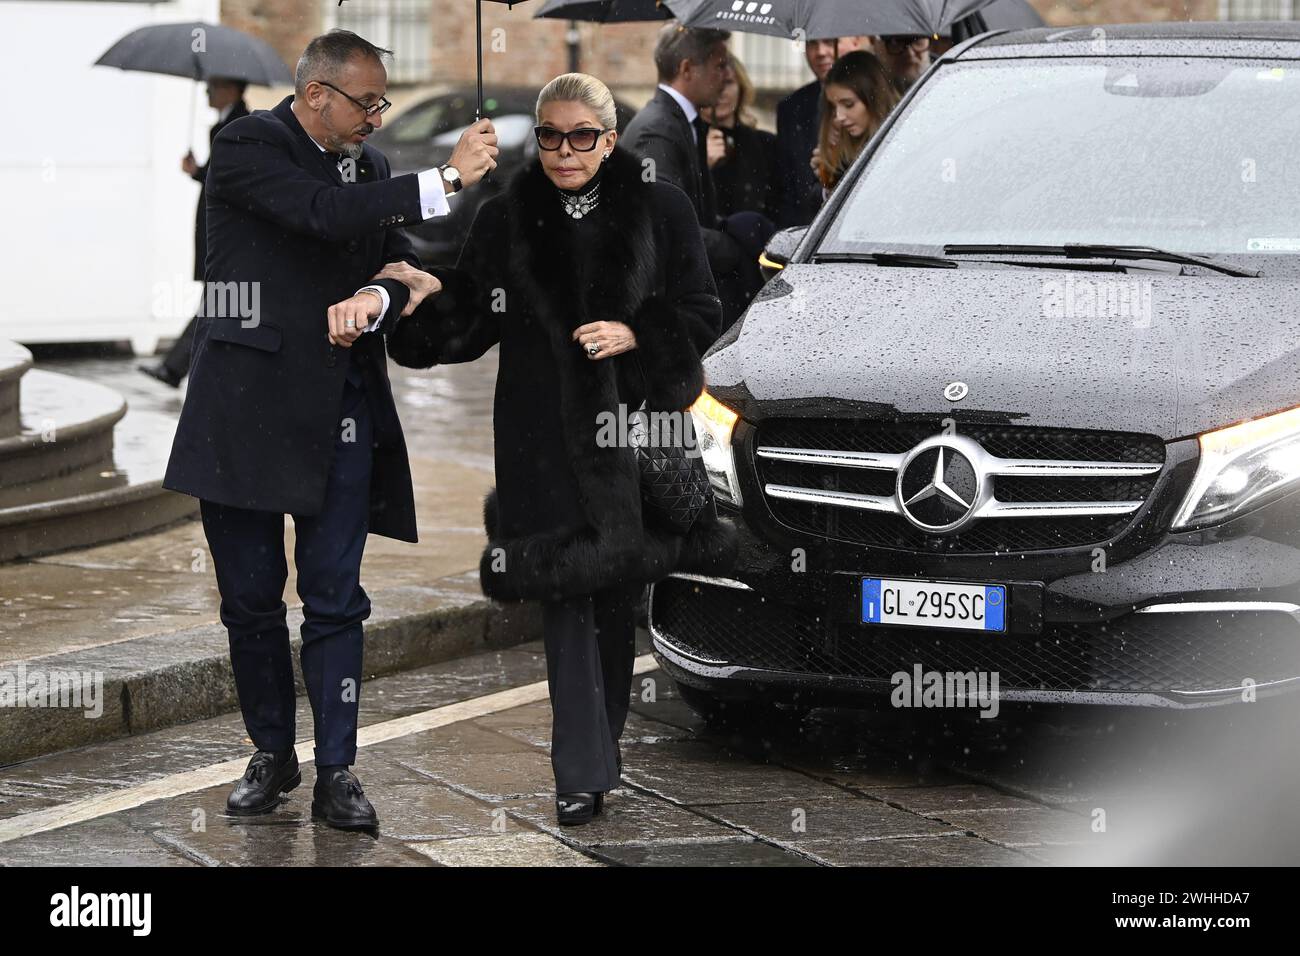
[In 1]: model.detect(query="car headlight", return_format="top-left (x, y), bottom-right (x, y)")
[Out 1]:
top-left (689, 390), bottom-right (743, 507)
top-left (1172, 404), bottom-right (1300, 530)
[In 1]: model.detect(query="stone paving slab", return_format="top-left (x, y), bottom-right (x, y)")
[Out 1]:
top-left (701, 796), bottom-right (963, 846)
top-left (798, 833), bottom-right (1035, 867)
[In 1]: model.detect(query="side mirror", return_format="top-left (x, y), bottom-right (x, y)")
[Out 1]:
top-left (758, 226), bottom-right (808, 281)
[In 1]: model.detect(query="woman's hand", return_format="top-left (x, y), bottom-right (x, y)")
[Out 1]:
top-left (326, 290), bottom-right (382, 347)
top-left (705, 127), bottom-right (728, 169)
top-left (809, 146), bottom-right (822, 176)
top-left (372, 261), bottom-right (443, 316)
top-left (572, 320), bottom-right (636, 360)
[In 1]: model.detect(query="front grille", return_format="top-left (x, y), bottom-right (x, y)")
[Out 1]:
top-left (754, 418), bottom-right (1166, 554)
top-left (651, 577), bottom-right (1300, 696)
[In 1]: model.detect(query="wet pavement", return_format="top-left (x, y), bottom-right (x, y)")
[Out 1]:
top-left (4, 621), bottom-right (1297, 866)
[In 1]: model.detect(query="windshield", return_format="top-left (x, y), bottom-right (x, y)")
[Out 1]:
top-left (820, 57), bottom-right (1300, 257)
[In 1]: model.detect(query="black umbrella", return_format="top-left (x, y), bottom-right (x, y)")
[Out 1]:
top-left (663, 0), bottom-right (1000, 40)
top-left (535, 0), bottom-right (672, 22)
top-left (96, 21), bottom-right (293, 151)
top-left (474, 1), bottom-right (535, 118)
top-left (949, 0), bottom-right (1043, 41)
top-left (94, 21), bottom-right (293, 86)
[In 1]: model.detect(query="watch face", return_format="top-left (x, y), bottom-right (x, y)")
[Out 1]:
top-left (442, 166), bottom-right (459, 182)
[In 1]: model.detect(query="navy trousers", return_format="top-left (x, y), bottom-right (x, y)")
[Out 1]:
top-left (201, 371), bottom-right (373, 767)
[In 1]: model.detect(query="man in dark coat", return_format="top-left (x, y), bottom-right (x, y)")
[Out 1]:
top-left (774, 35), bottom-right (869, 228)
top-left (162, 30), bottom-right (498, 830)
top-left (139, 78), bottom-right (248, 387)
top-left (623, 25), bottom-right (768, 329)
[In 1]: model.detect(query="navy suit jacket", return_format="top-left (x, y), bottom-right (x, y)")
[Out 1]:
top-left (164, 96), bottom-right (426, 541)
top-left (774, 79), bottom-right (824, 228)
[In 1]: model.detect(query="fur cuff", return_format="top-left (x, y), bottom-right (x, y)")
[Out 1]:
top-left (626, 295), bottom-right (706, 411)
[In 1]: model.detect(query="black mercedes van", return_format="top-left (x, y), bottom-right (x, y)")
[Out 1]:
top-left (652, 22), bottom-right (1300, 714)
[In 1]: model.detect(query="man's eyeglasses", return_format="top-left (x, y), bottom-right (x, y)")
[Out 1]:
top-left (316, 80), bottom-right (391, 117)
top-left (533, 126), bottom-right (610, 152)
top-left (882, 35), bottom-right (932, 55)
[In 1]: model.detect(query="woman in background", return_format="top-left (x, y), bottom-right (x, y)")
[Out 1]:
top-left (812, 51), bottom-right (900, 197)
top-left (700, 56), bottom-right (778, 222)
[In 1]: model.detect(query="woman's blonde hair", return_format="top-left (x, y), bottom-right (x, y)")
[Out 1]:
top-left (816, 51), bottom-right (900, 190)
top-left (536, 72), bottom-right (617, 130)
top-left (729, 56), bottom-right (759, 128)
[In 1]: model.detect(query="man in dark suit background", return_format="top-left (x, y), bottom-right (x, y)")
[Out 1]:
top-left (774, 35), bottom-right (869, 228)
top-left (163, 30), bottom-right (497, 830)
top-left (624, 25), bottom-right (767, 328)
top-left (139, 77), bottom-right (249, 387)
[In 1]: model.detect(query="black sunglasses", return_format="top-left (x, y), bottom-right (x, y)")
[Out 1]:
top-left (883, 35), bottom-right (931, 55)
top-left (533, 126), bottom-right (610, 152)
top-left (316, 80), bottom-right (391, 117)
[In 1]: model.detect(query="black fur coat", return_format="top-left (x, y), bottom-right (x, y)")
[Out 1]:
top-left (388, 147), bottom-right (738, 602)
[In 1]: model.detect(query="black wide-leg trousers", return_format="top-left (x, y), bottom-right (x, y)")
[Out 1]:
top-left (541, 583), bottom-right (641, 793)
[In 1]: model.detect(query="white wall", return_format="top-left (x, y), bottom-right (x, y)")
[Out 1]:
top-left (0, 0), bottom-right (220, 353)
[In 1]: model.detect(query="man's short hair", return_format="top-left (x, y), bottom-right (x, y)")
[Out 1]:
top-left (295, 30), bottom-right (392, 96)
top-left (653, 25), bottom-right (731, 83)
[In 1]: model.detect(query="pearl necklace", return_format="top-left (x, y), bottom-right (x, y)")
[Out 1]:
top-left (558, 180), bottom-right (600, 219)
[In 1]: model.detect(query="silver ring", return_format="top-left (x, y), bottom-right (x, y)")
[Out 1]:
top-left (344, 319), bottom-right (356, 329)
top-left (586, 342), bottom-right (600, 356)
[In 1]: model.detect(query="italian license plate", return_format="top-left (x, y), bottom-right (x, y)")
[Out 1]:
top-left (861, 578), bottom-right (1006, 632)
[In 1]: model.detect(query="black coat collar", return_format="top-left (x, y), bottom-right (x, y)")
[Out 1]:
top-left (504, 147), bottom-right (658, 334)
top-left (270, 95), bottom-right (376, 186)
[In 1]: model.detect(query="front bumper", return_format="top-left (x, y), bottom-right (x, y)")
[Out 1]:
top-left (649, 502), bottom-right (1300, 709)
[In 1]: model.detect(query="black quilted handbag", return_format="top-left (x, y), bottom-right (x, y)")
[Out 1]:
top-left (628, 401), bottom-right (713, 534)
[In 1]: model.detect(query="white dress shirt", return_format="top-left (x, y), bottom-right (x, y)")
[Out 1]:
top-left (658, 83), bottom-right (700, 142)
top-left (306, 134), bottom-right (451, 332)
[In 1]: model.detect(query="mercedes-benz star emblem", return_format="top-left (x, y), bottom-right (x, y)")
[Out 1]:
top-left (897, 440), bottom-right (981, 533)
top-left (944, 381), bottom-right (969, 402)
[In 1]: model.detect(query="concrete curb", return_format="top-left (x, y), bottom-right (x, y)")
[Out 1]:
top-left (0, 574), bottom-right (540, 767)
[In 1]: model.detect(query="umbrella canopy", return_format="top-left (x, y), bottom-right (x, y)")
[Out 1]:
top-left (535, 0), bottom-right (672, 21)
top-left (94, 21), bottom-right (293, 86)
top-left (949, 0), bottom-right (1043, 40)
top-left (663, 0), bottom-right (999, 41)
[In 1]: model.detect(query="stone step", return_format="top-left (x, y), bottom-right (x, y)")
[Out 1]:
top-left (0, 375), bottom-right (196, 562)
top-left (0, 340), bottom-right (32, 439)
top-left (0, 575), bottom-right (540, 766)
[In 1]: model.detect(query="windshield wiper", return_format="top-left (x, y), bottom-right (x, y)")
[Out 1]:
top-left (813, 251), bottom-right (959, 269)
top-left (943, 243), bottom-right (1260, 278)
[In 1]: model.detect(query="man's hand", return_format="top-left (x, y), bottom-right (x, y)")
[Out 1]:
top-left (326, 290), bottom-right (383, 347)
top-left (705, 127), bottom-right (728, 169)
top-left (372, 261), bottom-right (442, 317)
top-left (446, 119), bottom-right (499, 189)
top-left (572, 320), bottom-right (637, 360)
top-left (181, 150), bottom-right (198, 177)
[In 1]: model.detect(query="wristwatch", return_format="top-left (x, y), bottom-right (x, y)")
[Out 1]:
top-left (439, 164), bottom-right (463, 193)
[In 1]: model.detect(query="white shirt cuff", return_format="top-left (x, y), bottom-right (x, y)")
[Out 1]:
top-left (416, 169), bottom-right (452, 220)
top-left (356, 285), bottom-right (390, 333)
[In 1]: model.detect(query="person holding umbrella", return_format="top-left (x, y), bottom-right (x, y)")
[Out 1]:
top-left (140, 77), bottom-right (248, 388)
top-left (163, 29), bottom-right (499, 832)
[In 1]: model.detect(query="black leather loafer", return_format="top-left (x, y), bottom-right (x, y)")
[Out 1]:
top-left (556, 792), bottom-right (598, 826)
top-left (311, 768), bottom-right (379, 831)
top-left (226, 750), bottom-right (301, 816)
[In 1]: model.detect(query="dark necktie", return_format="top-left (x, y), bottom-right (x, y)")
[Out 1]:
top-left (691, 117), bottom-right (718, 227)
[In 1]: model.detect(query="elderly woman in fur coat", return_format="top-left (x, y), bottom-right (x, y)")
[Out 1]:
top-left (377, 73), bottom-right (737, 826)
